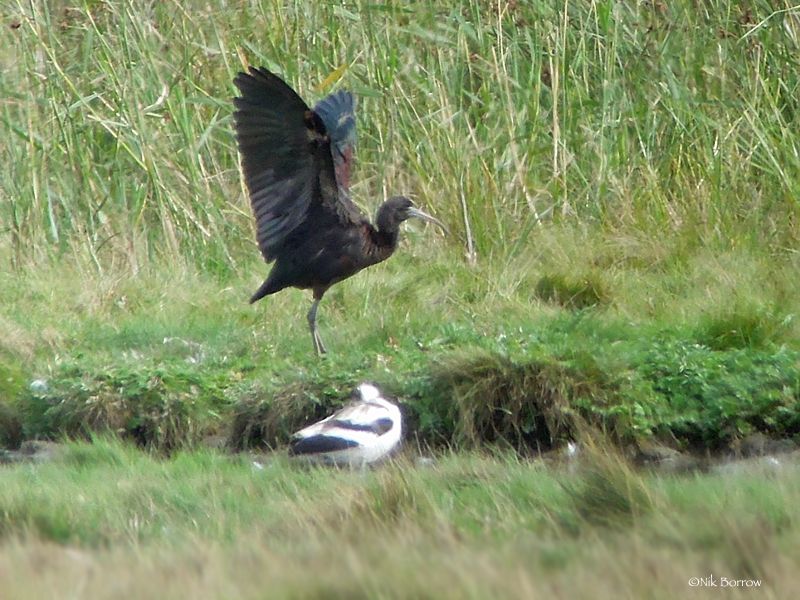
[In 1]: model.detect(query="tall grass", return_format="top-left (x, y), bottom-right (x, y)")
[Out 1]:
top-left (3, 0), bottom-right (799, 272)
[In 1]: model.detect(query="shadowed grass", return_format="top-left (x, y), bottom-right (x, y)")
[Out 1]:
top-left (535, 271), bottom-right (610, 310)
top-left (228, 380), bottom-right (349, 451)
top-left (561, 437), bottom-right (655, 530)
top-left (0, 402), bottom-right (23, 450)
top-left (694, 304), bottom-right (793, 351)
top-left (428, 347), bottom-right (581, 451)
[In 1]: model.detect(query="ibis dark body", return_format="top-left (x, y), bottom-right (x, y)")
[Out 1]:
top-left (232, 67), bottom-right (444, 354)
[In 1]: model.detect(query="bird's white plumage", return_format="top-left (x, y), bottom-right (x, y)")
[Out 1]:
top-left (289, 383), bottom-right (402, 468)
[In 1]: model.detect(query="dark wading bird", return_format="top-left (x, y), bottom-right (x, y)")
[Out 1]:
top-left (232, 66), bottom-right (446, 355)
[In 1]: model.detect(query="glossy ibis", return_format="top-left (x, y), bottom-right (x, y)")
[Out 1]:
top-left (288, 382), bottom-right (402, 467)
top-left (233, 67), bottom-right (445, 355)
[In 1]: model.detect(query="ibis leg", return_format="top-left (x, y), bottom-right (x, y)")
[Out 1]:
top-left (307, 298), bottom-right (327, 355)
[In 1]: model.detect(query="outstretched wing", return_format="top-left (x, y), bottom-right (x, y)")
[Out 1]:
top-left (232, 67), bottom-right (363, 263)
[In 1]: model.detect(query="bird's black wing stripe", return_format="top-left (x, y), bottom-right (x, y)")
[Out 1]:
top-left (330, 417), bottom-right (394, 435)
top-left (289, 435), bottom-right (359, 455)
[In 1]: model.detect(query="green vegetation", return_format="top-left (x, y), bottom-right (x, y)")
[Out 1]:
top-left (2, 0), bottom-right (800, 595)
top-left (4, 275), bottom-right (798, 452)
top-left (2, 0), bottom-right (799, 452)
top-left (1, 438), bottom-right (798, 597)
top-left (0, 2), bottom-right (800, 450)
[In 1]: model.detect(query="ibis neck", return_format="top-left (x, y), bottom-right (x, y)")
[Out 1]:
top-left (367, 224), bottom-right (400, 264)
top-left (377, 224), bottom-right (400, 247)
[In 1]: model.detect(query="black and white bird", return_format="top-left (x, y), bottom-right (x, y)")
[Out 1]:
top-left (288, 383), bottom-right (402, 467)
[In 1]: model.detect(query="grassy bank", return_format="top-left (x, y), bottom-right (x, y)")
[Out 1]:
top-left (2, 253), bottom-right (799, 454)
top-left (1, 438), bottom-right (798, 598)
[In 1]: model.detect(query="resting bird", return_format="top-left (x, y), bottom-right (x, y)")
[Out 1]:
top-left (232, 66), bottom-right (445, 355)
top-left (288, 382), bottom-right (402, 467)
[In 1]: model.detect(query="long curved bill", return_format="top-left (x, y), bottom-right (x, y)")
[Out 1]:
top-left (407, 207), bottom-right (448, 234)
